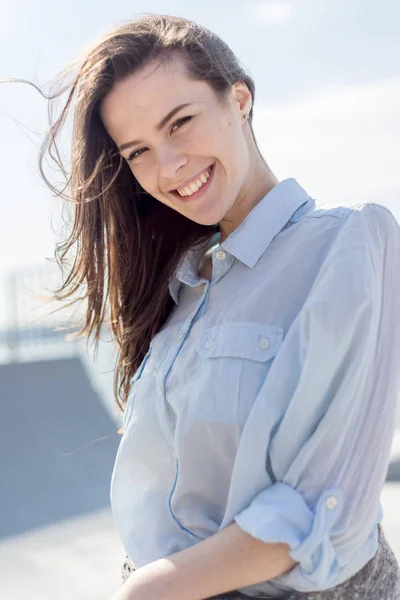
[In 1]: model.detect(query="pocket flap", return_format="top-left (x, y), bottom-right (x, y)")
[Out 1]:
top-left (196, 321), bottom-right (283, 362)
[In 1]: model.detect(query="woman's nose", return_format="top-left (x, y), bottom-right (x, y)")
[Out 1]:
top-left (157, 145), bottom-right (188, 188)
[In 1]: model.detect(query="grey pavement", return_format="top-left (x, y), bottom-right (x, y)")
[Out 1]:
top-left (0, 507), bottom-right (125, 600)
top-left (0, 357), bottom-right (120, 539)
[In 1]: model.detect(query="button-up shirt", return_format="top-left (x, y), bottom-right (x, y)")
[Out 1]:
top-left (110, 178), bottom-right (400, 596)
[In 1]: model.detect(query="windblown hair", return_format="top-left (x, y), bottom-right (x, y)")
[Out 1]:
top-left (38, 13), bottom-right (256, 412)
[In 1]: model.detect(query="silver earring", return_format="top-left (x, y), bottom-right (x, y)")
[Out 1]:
top-left (244, 113), bottom-right (249, 121)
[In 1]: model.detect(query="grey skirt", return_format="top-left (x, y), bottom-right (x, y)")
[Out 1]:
top-left (121, 524), bottom-right (400, 599)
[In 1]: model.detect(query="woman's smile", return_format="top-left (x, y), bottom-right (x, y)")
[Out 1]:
top-left (170, 163), bottom-right (216, 203)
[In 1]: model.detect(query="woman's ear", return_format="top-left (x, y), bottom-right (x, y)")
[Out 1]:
top-left (231, 81), bottom-right (252, 119)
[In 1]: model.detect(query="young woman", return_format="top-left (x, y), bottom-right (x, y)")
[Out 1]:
top-left (39, 14), bottom-right (400, 600)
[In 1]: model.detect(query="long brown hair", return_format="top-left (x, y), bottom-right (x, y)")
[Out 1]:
top-left (38, 14), bottom-right (256, 412)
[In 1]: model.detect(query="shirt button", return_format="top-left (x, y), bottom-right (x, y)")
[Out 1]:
top-left (157, 386), bottom-right (163, 397)
top-left (205, 339), bottom-right (214, 349)
top-left (258, 337), bottom-right (270, 349)
top-left (177, 332), bottom-right (185, 341)
top-left (326, 496), bottom-right (338, 510)
top-left (215, 250), bottom-right (226, 260)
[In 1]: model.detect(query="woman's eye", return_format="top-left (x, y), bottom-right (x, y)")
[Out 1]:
top-left (127, 147), bottom-right (147, 162)
top-left (170, 116), bottom-right (192, 134)
top-left (126, 116), bottom-right (192, 162)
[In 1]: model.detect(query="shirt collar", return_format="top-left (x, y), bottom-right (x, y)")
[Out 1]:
top-left (169, 178), bottom-right (316, 304)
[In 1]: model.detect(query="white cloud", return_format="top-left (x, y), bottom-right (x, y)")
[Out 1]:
top-left (252, 0), bottom-right (293, 24)
top-left (253, 77), bottom-right (400, 214)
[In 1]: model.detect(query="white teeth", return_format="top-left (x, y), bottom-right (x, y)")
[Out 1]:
top-left (176, 166), bottom-right (212, 197)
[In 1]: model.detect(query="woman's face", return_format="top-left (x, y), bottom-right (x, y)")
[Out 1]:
top-left (100, 54), bottom-right (253, 228)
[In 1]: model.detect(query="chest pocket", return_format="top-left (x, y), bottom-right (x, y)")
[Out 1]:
top-left (194, 321), bottom-right (283, 424)
top-left (123, 346), bottom-right (153, 430)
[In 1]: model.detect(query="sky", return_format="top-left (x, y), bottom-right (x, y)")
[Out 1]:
top-left (0, 0), bottom-right (399, 327)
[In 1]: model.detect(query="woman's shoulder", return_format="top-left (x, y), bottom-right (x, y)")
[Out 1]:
top-left (304, 199), bottom-right (397, 226)
top-left (299, 200), bottom-right (399, 248)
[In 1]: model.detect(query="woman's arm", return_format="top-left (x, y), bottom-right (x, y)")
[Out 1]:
top-left (230, 203), bottom-right (400, 592)
top-left (111, 522), bottom-right (297, 600)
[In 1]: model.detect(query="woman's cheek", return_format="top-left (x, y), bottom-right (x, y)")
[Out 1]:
top-left (131, 161), bottom-right (153, 192)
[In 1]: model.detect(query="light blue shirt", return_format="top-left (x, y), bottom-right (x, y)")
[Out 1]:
top-left (110, 178), bottom-right (400, 596)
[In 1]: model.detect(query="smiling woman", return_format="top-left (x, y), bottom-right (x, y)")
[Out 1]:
top-left (18, 12), bottom-right (400, 600)
top-left (98, 48), bottom-right (272, 231)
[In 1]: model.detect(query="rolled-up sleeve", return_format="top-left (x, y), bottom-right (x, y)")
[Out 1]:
top-left (234, 203), bottom-right (400, 591)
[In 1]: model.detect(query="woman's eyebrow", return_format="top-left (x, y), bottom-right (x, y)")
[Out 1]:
top-left (156, 102), bottom-right (193, 131)
top-left (118, 102), bottom-right (193, 152)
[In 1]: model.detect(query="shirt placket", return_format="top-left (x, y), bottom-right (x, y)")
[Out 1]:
top-left (157, 246), bottom-right (234, 445)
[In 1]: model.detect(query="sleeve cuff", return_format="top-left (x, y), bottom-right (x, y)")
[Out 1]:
top-left (234, 482), bottom-right (344, 589)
